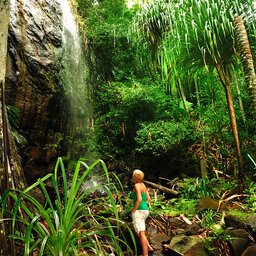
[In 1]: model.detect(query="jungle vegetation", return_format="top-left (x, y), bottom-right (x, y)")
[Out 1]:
top-left (2, 0), bottom-right (256, 255)
top-left (74, 0), bottom-right (256, 180)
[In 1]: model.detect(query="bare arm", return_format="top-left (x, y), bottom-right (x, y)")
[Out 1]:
top-left (132, 184), bottom-right (142, 214)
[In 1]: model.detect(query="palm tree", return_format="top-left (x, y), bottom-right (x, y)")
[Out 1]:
top-left (231, 64), bottom-right (247, 129)
top-left (234, 16), bottom-right (256, 128)
top-left (166, 0), bottom-right (256, 177)
top-left (131, 1), bottom-right (190, 110)
top-left (131, 0), bottom-right (256, 178)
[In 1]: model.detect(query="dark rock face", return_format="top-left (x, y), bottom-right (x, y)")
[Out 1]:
top-left (223, 214), bottom-right (256, 256)
top-left (226, 229), bottom-right (251, 256)
top-left (241, 244), bottom-right (256, 256)
top-left (5, 0), bottom-right (68, 183)
top-left (184, 222), bottom-right (201, 235)
top-left (246, 214), bottom-right (256, 235)
top-left (149, 233), bottom-right (170, 250)
top-left (224, 214), bottom-right (248, 230)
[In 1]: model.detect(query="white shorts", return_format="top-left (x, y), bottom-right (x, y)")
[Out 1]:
top-left (132, 210), bottom-right (149, 233)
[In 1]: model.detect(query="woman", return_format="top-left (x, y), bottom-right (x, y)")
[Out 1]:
top-left (131, 169), bottom-right (153, 256)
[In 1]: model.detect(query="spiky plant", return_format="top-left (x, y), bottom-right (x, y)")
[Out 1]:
top-left (131, 0), bottom-right (256, 178)
top-left (168, 0), bottom-right (256, 177)
top-left (130, 0), bottom-right (173, 73)
top-left (1, 158), bottom-right (135, 256)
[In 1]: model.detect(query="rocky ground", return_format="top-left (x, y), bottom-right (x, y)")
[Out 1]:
top-left (117, 175), bottom-right (256, 256)
top-left (121, 209), bottom-right (256, 256)
top-left (126, 200), bottom-right (256, 256)
top-left (30, 172), bottom-right (256, 256)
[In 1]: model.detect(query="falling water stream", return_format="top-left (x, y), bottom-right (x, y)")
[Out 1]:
top-left (58, 0), bottom-right (95, 163)
top-left (9, 0), bottom-right (100, 189)
top-left (59, 0), bottom-right (91, 138)
top-left (59, 0), bottom-right (103, 192)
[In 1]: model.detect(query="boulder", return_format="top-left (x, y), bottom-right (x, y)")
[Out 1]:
top-left (224, 215), bottom-right (247, 229)
top-left (149, 233), bottom-right (170, 250)
top-left (147, 226), bottom-right (158, 237)
top-left (172, 228), bottom-right (186, 236)
top-left (241, 244), bottom-right (256, 256)
top-left (196, 196), bottom-right (229, 211)
top-left (165, 235), bottom-right (208, 256)
top-left (246, 214), bottom-right (256, 234)
top-left (226, 229), bottom-right (251, 256)
top-left (184, 223), bottom-right (201, 235)
top-left (150, 249), bottom-right (166, 256)
top-left (169, 217), bottom-right (189, 229)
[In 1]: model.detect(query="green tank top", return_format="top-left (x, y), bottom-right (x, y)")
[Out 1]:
top-left (131, 190), bottom-right (149, 210)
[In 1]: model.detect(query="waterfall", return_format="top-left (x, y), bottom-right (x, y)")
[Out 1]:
top-left (60, 0), bottom-right (80, 52)
top-left (58, 0), bottom-right (104, 193)
top-left (58, 0), bottom-right (93, 161)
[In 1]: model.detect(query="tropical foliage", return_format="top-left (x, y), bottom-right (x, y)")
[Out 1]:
top-left (1, 158), bottom-right (134, 255)
top-left (69, 0), bottom-right (256, 181)
top-left (6, 105), bottom-right (27, 145)
top-left (130, 0), bottom-right (256, 177)
top-left (3, 0), bottom-right (256, 254)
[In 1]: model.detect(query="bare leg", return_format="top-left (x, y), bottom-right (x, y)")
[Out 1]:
top-left (139, 231), bottom-right (149, 256)
top-left (146, 237), bottom-right (153, 251)
top-left (148, 243), bottom-right (154, 251)
top-left (141, 231), bottom-right (153, 251)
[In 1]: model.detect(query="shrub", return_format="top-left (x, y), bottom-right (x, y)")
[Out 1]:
top-left (1, 158), bottom-right (135, 255)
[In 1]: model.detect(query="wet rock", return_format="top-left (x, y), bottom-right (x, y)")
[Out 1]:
top-left (226, 229), bottom-right (251, 256)
top-left (149, 233), bottom-right (170, 250)
top-left (168, 217), bottom-right (189, 229)
top-left (165, 235), bottom-right (207, 256)
top-left (172, 228), bottom-right (186, 236)
top-left (150, 249), bottom-right (166, 256)
top-left (224, 214), bottom-right (247, 229)
top-left (5, 0), bottom-right (66, 182)
top-left (246, 214), bottom-right (256, 234)
top-left (241, 244), bottom-right (256, 256)
top-left (29, 187), bottom-right (45, 205)
top-left (147, 226), bottom-right (158, 237)
top-left (184, 223), bottom-right (201, 235)
top-left (183, 242), bottom-right (208, 256)
top-left (196, 196), bottom-right (229, 211)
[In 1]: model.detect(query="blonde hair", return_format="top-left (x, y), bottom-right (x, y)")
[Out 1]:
top-left (132, 169), bottom-right (144, 183)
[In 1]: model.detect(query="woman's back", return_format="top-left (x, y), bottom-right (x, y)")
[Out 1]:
top-left (135, 182), bottom-right (147, 193)
top-left (131, 183), bottom-right (149, 210)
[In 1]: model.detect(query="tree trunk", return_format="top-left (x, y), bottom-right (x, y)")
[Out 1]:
top-left (231, 65), bottom-right (247, 129)
top-left (194, 76), bottom-right (200, 106)
top-left (200, 153), bottom-right (208, 179)
top-left (224, 81), bottom-right (243, 171)
top-left (177, 77), bottom-right (189, 112)
top-left (1, 1), bottom-right (30, 254)
top-left (234, 16), bottom-right (256, 128)
top-left (144, 180), bottom-right (179, 197)
top-left (0, 0), bottom-right (11, 254)
top-left (215, 64), bottom-right (243, 178)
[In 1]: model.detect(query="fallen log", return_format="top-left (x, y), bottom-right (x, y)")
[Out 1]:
top-left (144, 180), bottom-right (179, 197)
